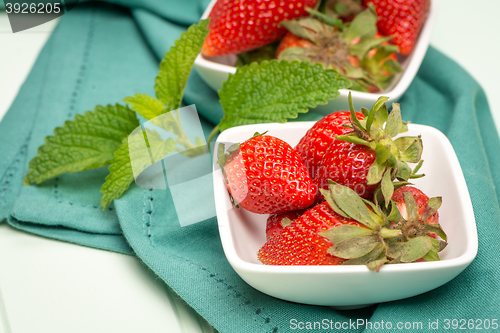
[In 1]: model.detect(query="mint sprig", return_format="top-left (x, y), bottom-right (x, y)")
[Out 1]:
top-left (215, 60), bottom-right (350, 134)
top-left (102, 19), bottom-right (210, 209)
top-left (100, 138), bottom-right (135, 210)
top-left (24, 18), bottom-right (351, 210)
top-left (154, 19), bottom-right (210, 112)
top-left (23, 104), bottom-right (139, 185)
top-left (100, 130), bottom-right (176, 209)
top-left (123, 94), bottom-right (165, 120)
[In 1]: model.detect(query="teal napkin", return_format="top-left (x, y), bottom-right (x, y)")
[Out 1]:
top-left (1, 1), bottom-right (499, 332)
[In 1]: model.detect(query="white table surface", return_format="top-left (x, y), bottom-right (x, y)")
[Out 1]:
top-left (1, 1), bottom-right (500, 332)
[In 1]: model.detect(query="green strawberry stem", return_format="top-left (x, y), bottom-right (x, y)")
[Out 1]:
top-left (379, 227), bottom-right (401, 238)
top-left (319, 181), bottom-right (445, 272)
top-left (336, 92), bottom-right (423, 207)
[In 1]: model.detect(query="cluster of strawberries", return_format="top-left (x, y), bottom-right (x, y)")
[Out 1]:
top-left (202, 0), bottom-right (430, 92)
top-left (217, 95), bottom-right (447, 271)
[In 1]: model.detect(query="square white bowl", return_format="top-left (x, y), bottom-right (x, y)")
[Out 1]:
top-left (195, 0), bottom-right (436, 112)
top-left (213, 122), bottom-right (477, 308)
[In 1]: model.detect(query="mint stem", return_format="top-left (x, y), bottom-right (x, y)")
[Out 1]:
top-left (206, 125), bottom-right (220, 152)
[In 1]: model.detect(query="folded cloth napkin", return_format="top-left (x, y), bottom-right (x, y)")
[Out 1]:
top-left (1, 1), bottom-right (500, 332)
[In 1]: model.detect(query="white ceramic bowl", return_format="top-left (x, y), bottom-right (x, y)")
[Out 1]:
top-left (213, 122), bottom-right (477, 308)
top-left (195, 0), bottom-right (436, 112)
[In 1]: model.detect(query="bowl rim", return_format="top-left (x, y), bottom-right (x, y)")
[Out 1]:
top-left (214, 122), bottom-right (478, 275)
top-left (195, 0), bottom-right (436, 101)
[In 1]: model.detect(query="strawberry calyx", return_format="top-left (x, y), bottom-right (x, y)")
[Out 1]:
top-left (394, 191), bottom-right (447, 241)
top-left (277, 5), bottom-right (402, 92)
top-left (216, 131), bottom-right (267, 168)
top-left (322, 0), bottom-right (364, 22)
top-left (335, 93), bottom-right (424, 207)
top-left (388, 190), bottom-right (447, 263)
top-left (265, 210), bottom-right (305, 239)
top-left (216, 141), bottom-right (240, 170)
top-left (318, 181), bottom-right (446, 271)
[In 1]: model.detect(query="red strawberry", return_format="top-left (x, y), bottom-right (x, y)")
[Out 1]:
top-left (313, 95), bottom-right (424, 203)
top-left (202, 0), bottom-right (318, 57)
top-left (391, 186), bottom-right (443, 239)
top-left (259, 181), bottom-right (447, 270)
top-left (294, 110), bottom-right (365, 177)
top-left (314, 138), bottom-right (377, 199)
top-left (275, 32), bottom-right (314, 58)
top-left (392, 186), bottom-right (439, 224)
top-left (276, 6), bottom-right (402, 92)
top-left (217, 134), bottom-right (317, 214)
top-left (266, 209), bottom-right (306, 238)
top-left (364, 0), bottom-right (430, 55)
top-left (258, 201), bottom-right (365, 265)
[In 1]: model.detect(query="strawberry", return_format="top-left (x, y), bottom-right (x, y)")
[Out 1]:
top-left (259, 181), bottom-right (447, 271)
top-left (313, 94), bottom-right (424, 202)
top-left (275, 32), bottom-right (314, 58)
top-left (315, 138), bottom-right (377, 199)
top-left (217, 134), bottom-right (317, 214)
top-left (258, 201), bottom-right (365, 265)
top-left (202, 0), bottom-right (318, 57)
top-left (276, 6), bottom-right (402, 92)
top-left (364, 0), bottom-right (430, 55)
top-left (392, 186), bottom-right (439, 224)
top-left (266, 209), bottom-right (306, 238)
top-left (390, 186), bottom-right (444, 241)
top-left (294, 110), bottom-right (365, 177)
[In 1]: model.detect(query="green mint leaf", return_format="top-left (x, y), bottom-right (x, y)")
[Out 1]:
top-left (218, 60), bottom-right (351, 132)
top-left (123, 94), bottom-right (165, 120)
top-left (23, 104), bottom-right (139, 185)
top-left (100, 138), bottom-right (135, 210)
top-left (154, 19), bottom-right (210, 111)
top-left (148, 112), bottom-right (183, 138)
top-left (145, 129), bottom-right (177, 162)
top-left (100, 129), bottom-right (176, 210)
